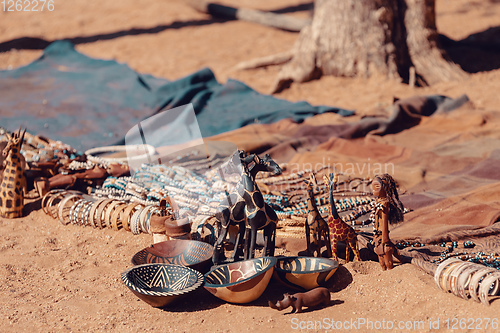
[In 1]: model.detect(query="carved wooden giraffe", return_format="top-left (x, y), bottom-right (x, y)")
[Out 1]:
top-left (323, 173), bottom-right (361, 263)
top-left (213, 151), bottom-right (282, 264)
top-left (0, 128), bottom-right (27, 218)
top-left (304, 173), bottom-right (332, 257)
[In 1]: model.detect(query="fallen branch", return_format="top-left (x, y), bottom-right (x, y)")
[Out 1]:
top-left (232, 51), bottom-right (293, 71)
top-left (184, 0), bottom-right (310, 32)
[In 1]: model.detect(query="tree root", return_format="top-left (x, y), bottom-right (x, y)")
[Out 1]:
top-left (232, 52), bottom-right (293, 71)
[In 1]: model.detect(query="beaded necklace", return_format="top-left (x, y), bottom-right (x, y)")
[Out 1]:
top-left (92, 162), bottom-right (239, 218)
top-left (0, 127), bottom-right (83, 164)
top-left (91, 161), bottom-right (402, 236)
top-left (431, 241), bottom-right (500, 270)
top-left (396, 240), bottom-right (500, 271)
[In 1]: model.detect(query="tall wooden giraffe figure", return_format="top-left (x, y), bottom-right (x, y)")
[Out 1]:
top-left (304, 173), bottom-right (332, 257)
top-left (323, 173), bottom-right (361, 263)
top-left (213, 151), bottom-right (282, 264)
top-left (0, 128), bottom-right (27, 218)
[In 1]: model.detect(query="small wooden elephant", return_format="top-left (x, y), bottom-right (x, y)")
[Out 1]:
top-left (268, 287), bottom-right (331, 313)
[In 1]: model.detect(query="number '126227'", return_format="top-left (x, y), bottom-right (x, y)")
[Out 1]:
top-left (2, 0), bottom-right (54, 11)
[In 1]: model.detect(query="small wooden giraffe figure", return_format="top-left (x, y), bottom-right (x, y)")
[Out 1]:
top-left (323, 173), bottom-right (361, 263)
top-left (304, 173), bottom-right (332, 257)
top-left (0, 128), bottom-right (27, 218)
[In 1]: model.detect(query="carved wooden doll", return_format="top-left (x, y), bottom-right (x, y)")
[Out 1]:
top-left (371, 173), bottom-right (404, 270)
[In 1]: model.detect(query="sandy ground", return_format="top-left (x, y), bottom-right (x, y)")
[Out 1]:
top-left (1, 0), bottom-right (500, 332)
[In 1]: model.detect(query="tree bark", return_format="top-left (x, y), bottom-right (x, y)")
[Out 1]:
top-left (404, 0), bottom-right (466, 85)
top-left (272, 0), bottom-right (467, 92)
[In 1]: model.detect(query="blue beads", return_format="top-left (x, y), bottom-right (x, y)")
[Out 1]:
top-left (464, 240), bottom-right (475, 248)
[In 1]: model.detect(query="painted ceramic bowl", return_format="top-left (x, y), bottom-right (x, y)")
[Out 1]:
top-left (204, 257), bottom-right (277, 304)
top-left (121, 263), bottom-right (204, 308)
top-left (273, 256), bottom-right (339, 291)
top-left (131, 239), bottom-right (214, 273)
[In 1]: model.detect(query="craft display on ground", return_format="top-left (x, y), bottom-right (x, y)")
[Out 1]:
top-left (1, 123), bottom-right (499, 307)
top-left (1, 37), bottom-right (499, 309)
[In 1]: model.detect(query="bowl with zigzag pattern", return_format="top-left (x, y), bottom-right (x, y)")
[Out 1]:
top-left (273, 256), bottom-right (339, 291)
top-left (131, 239), bottom-right (214, 274)
top-left (121, 263), bottom-right (204, 308)
top-left (203, 257), bottom-right (277, 304)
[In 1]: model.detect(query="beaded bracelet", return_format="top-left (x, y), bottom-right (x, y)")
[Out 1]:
top-left (104, 200), bottom-right (123, 229)
top-left (75, 199), bottom-right (88, 225)
top-left (142, 206), bottom-right (158, 234)
top-left (138, 205), bottom-right (155, 234)
top-left (46, 190), bottom-right (74, 219)
top-left (81, 200), bottom-right (94, 226)
top-left (479, 271), bottom-right (500, 306)
top-left (53, 190), bottom-right (84, 217)
top-left (56, 193), bottom-right (78, 224)
top-left (95, 199), bottom-right (115, 229)
top-left (110, 203), bottom-right (128, 231)
top-left (41, 189), bottom-right (64, 216)
top-left (70, 199), bottom-right (85, 225)
top-left (43, 192), bottom-right (60, 218)
top-left (73, 199), bottom-right (86, 225)
top-left (456, 265), bottom-right (477, 299)
top-left (140, 208), bottom-right (151, 234)
top-left (446, 261), bottom-right (470, 295)
top-left (130, 208), bottom-right (143, 235)
top-left (121, 203), bottom-right (141, 232)
top-left (469, 267), bottom-right (498, 303)
top-left (439, 261), bottom-right (463, 292)
top-left (450, 261), bottom-right (474, 297)
top-left (146, 209), bottom-right (157, 234)
top-left (435, 260), bottom-right (500, 304)
top-left (434, 258), bottom-right (462, 288)
top-left (46, 192), bottom-right (63, 219)
top-left (88, 199), bottom-right (107, 228)
top-left (57, 194), bottom-right (83, 225)
top-left (484, 271), bottom-right (500, 296)
top-left (78, 200), bottom-right (91, 226)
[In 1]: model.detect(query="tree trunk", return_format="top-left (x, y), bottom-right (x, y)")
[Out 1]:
top-left (273, 0), bottom-right (467, 93)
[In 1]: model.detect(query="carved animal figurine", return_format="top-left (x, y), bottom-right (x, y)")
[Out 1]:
top-left (213, 151), bottom-right (282, 264)
top-left (0, 128), bottom-right (27, 218)
top-left (268, 287), bottom-right (331, 313)
top-left (323, 173), bottom-right (361, 263)
top-left (304, 173), bottom-right (332, 257)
